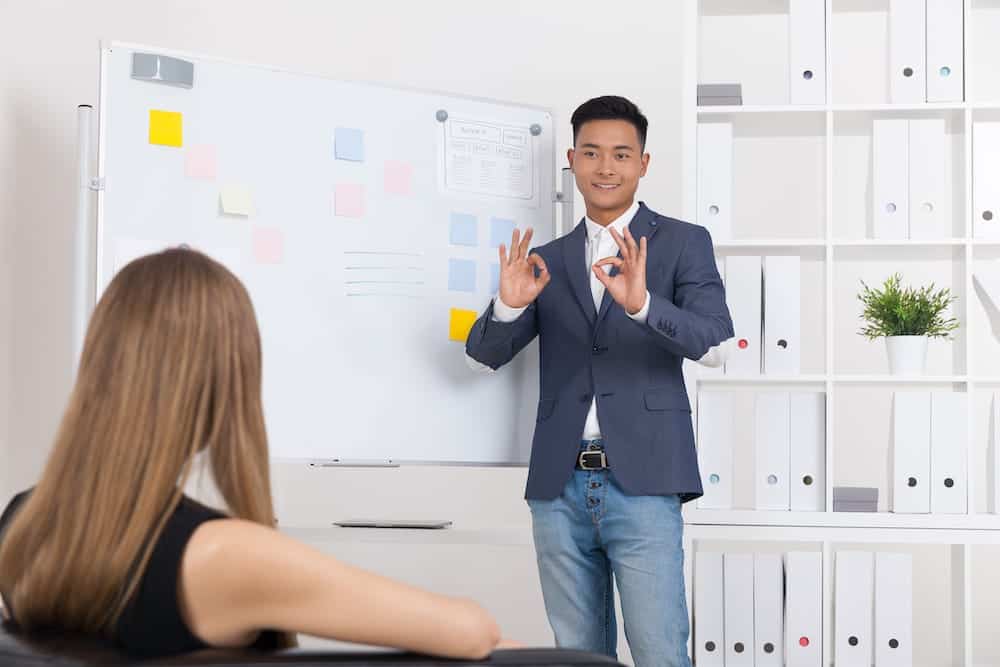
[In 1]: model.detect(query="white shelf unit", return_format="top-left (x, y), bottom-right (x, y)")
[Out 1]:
top-left (682, 1), bottom-right (1000, 665)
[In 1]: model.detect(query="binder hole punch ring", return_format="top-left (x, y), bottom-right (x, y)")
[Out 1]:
top-left (763, 643), bottom-right (775, 654)
top-left (799, 637), bottom-right (810, 647)
top-left (940, 66), bottom-right (951, 77)
top-left (889, 638), bottom-right (900, 649)
top-left (907, 477), bottom-right (918, 487)
top-left (767, 474), bottom-right (778, 485)
top-left (886, 202), bottom-right (897, 214)
top-left (738, 338), bottom-right (749, 349)
top-left (705, 641), bottom-right (716, 652)
top-left (803, 475), bottom-right (814, 486)
top-left (944, 477), bottom-right (955, 488)
top-left (922, 202), bottom-right (934, 213)
top-left (709, 474), bottom-right (720, 484)
top-left (733, 642), bottom-right (745, 654)
top-left (903, 67), bottom-right (914, 77)
top-left (802, 70), bottom-right (813, 80)
top-left (848, 636), bottom-right (859, 647)
top-left (708, 205), bottom-right (719, 215)
top-left (777, 339), bottom-right (788, 349)
top-left (984, 210), bottom-right (994, 221)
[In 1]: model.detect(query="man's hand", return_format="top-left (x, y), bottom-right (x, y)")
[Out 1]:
top-left (592, 226), bottom-right (647, 315)
top-left (498, 228), bottom-right (550, 308)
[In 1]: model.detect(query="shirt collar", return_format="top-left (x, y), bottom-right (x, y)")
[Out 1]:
top-left (585, 201), bottom-right (640, 243)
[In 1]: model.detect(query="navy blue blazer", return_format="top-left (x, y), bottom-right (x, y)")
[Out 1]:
top-left (466, 203), bottom-right (734, 501)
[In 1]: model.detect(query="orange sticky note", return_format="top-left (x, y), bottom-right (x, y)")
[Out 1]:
top-left (448, 308), bottom-right (478, 343)
top-left (149, 110), bottom-right (183, 147)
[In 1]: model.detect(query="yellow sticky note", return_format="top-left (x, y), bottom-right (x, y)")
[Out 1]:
top-left (149, 110), bottom-right (183, 147)
top-left (220, 184), bottom-right (254, 216)
top-left (448, 308), bottom-right (478, 343)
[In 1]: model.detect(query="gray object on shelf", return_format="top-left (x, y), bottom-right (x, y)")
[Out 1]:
top-left (131, 52), bottom-right (195, 88)
top-left (833, 502), bottom-right (879, 513)
top-left (833, 486), bottom-right (879, 503)
top-left (697, 83), bottom-right (743, 106)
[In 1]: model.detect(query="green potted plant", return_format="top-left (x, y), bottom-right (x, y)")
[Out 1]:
top-left (857, 273), bottom-right (960, 375)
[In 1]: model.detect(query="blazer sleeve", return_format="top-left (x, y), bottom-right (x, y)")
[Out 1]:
top-left (642, 225), bottom-right (734, 360)
top-left (465, 298), bottom-right (540, 371)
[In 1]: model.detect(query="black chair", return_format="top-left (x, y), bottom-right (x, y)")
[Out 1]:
top-left (0, 624), bottom-right (626, 666)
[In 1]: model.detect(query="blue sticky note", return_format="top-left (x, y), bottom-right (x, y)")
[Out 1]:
top-left (489, 263), bottom-right (501, 294)
top-left (448, 259), bottom-right (477, 293)
top-left (490, 217), bottom-right (517, 248)
top-left (334, 128), bottom-right (365, 162)
top-left (450, 213), bottom-right (478, 247)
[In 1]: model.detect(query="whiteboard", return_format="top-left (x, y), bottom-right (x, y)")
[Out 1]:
top-left (96, 42), bottom-right (555, 465)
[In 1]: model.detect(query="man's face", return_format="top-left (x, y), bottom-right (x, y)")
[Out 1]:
top-left (567, 119), bottom-right (649, 219)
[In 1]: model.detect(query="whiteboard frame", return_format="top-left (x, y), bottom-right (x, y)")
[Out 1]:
top-left (93, 40), bottom-right (560, 466)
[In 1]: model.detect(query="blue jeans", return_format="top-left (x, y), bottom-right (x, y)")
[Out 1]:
top-left (527, 467), bottom-right (691, 667)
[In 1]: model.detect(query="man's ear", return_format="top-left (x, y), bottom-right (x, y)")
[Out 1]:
top-left (639, 152), bottom-right (650, 177)
top-left (567, 148), bottom-right (575, 172)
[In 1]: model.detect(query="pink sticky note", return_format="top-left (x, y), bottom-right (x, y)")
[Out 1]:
top-left (334, 184), bottom-right (366, 218)
top-left (253, 227), bottom-right (284, 264)
top-left (185, 144), bottom-right (217, 180)
top-left (384, 160), bottom-right (413, 196)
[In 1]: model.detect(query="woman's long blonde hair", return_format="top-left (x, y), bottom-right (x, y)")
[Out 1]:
top-left (0, 248), bottom-right (291, 646)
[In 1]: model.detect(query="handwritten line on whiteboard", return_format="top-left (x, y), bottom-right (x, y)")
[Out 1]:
top-left (344, 266), bottom-right (424, 271)
top-left (344, 280), bottom-right (426, 285)
top-left (343, 251), bottom-right (423, 257)
top-left (345, 293), bottom-right (424, 298)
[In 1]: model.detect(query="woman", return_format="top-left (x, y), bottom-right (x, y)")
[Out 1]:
top-left (0, 248), bottom-right (504, 659)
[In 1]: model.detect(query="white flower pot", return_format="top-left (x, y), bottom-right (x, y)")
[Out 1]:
top-left (885, 335), bottom-right (929, 375)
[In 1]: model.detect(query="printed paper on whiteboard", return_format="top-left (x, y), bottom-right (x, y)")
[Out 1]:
top-left (440, 118), bottom-right (534, 201)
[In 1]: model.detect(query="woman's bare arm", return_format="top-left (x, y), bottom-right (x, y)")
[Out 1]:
top-left (177, 519), bottom-right (502, 659)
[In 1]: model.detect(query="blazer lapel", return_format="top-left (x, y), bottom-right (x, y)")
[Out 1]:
top-left (563, 220), bottom-right (597, 326)
top-left (596, 202), bottom-right (662, 325)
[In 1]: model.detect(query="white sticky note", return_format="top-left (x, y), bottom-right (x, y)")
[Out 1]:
top-left (220, 184), bottom-right (253, 217)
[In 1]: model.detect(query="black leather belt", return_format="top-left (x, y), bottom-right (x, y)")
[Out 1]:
top-left (577, 441), bottom-right (609, 470)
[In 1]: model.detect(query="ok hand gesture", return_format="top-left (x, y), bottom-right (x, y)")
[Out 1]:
top-left (498, 228), bottom-right (550, 309)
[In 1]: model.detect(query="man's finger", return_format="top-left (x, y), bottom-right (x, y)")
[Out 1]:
top-left (510, 229), bottom-right (522, 261)
top-left (519, 228), bottom-right (534, 258)
top-left (592, 265), bottom-right (612, 288)
top-left (527, 253), bottom-right (548, 275)
top-left (499, 244), bottom-right (509, 267)
top-left (609, 227), bottom-right (631, 263)
top-left (593, 257), bottom-right (624, 269)
top-left (639, 235), bottom-right (648, 262)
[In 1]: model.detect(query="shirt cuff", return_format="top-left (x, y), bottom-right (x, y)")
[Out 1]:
top-left (696, 337), bottom-right (733, 368)
top-left (491, 295), bottom-right (528, 323)
top-left (626, 291), bottom-right (651, 323)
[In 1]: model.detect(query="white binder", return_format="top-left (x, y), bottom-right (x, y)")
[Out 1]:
top-left (697, 122), bottom-right (733, 241)
top-left (763, 255), bottom-right (800, 375)
top-left (695, 552), bottom-right (725, 667)
top-left (725, 255), bottom-right (762, 376)
top-left (788, 0), bottom-right (826, 105)
top-left (926, 0), bottom-right (965, 103)
top-left (697, 392), bottom-right (734, 509)
top-left (891, 391), bottom-right (931, 513)
top-left (790, 392), bottom-right (826, 511)
top-left (875, 552), bottom-right (914, 667)
top-left (930, 391), bottom-right (967, 514)
top-left (873, 119), bottom-right (910, 239)
top-left (785, 552), bottom-right (822, 667)
top-left (724, 553), bottom-right (755, 667)
top-left (754, 553), bottom-right (784, 667)
top-left (908, 119), bottom-right (948, 240)
top-left (973, 122), bottom-right (1000, 239)
top-left (889, 0), bottom-right (927, 104)
top-left (835, 551), bottom-right (874, 667)
top-left (755, 393), bottom-right (791, 510)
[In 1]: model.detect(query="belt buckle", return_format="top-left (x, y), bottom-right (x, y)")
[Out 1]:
top-left (578, 449), bottom-right (607, 470)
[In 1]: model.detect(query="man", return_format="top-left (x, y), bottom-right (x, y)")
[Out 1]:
top-left (465, 96), bottom-right (733, 667)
